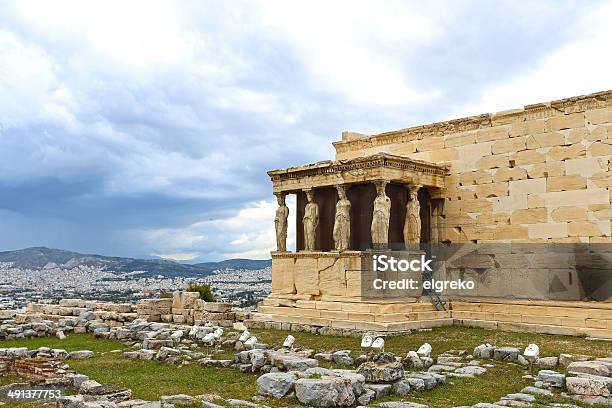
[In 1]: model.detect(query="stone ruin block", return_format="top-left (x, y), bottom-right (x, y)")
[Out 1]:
top-left (234, 310), bottom-right (250, 321)
top-left (71, 307), bottom-right (88, 316)
top-left (0, 310), bottom-right (16, 320)
top-left (172, 291), bottom-right (200, 310)
top-left (25, 303), bottom-right (46, 313)
top-left (172, 314), bottom-right (192, 324)
top-left (171, 307), bottom-right (194, 317)
top-left (14, 313), bottom-right (43, 324)
top-left (105, 303), bottom-right (134, 313)
top-left (193, 311), bottom-right (235, 321)
top-left (136, 298), bottom-right (173, 318)
top-left (194, 300), bottom-right (232, 313)
top-left (58, 299), bottom-right (87, 308)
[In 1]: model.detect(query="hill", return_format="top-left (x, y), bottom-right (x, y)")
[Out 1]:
top-left (0, 247), bottom-right (271, 277)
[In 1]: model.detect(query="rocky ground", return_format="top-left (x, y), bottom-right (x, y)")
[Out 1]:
top-left (0, 325), bottom-right (610, 408)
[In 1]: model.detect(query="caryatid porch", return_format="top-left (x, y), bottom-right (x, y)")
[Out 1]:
top-left (254, 154), bottom-right (453, 333)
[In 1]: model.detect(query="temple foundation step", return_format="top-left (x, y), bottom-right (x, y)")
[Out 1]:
top-left (250, 299), bottom-right (612, 338)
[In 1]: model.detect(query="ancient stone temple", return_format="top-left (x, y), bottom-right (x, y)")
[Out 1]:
top-left (252, 90), bottom-right (612, 339)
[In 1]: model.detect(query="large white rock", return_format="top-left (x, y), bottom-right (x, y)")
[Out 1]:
top-left (567, 361), bottom-right (611, 377)
top-left (295, 377), bottom-right (355, 407)
top-left (244, 336), bottom-right (258, 347)
top-left (233, 322), bottom-right (247, 331)
top-left (371, 337), bottom-right (385, 351)
top-left (356, 360), bottom-right (404, 383)
top-left (537, 370), bottom-right (565, 388)
top-left (202, 333), bottom-right (216, 344)
top-left (473, 343), bottom-right (495, 359)
top-left (79, 380), bottom-right (103, 393)
top-left (257, 372), bottom-right (296, 399)
top-left (566, 375), bottom-right (612, 397)
top-left (493, 347), bottom-right (520, 362)
top-left (268, 351), bottom-right (318, 372)
top-left (404, 351), bottom-right (423, 369)
top-left (283, 335), bottom-right (295, 348)
top-left (188, 325), bottom-right (200, 337)
top-left (523, 344), bottom-right (539, 362)
top-left (331, 351), bottom-right (353, 366)
top-left (329, 369), bottom-right (365, 396)
top-left (417, 343), bottom-right (432, 358)
top-left (537, 356), bottom-right (559, 369)
top-left (361, 334), bottom-right (373, 348)
top-left (68, 350), bottom-right (94, 360)
top-left (239, 330), bottom-right (251, 342)
top-left (455, 366), bottom-right (487, 376)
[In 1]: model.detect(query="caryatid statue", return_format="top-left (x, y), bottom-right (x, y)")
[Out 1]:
top-left (303, 189), bottom-right (319, 251)
top-left (274, 192), bottom-right (289, 252)
top-left (333, 185), bottom-right (351, 251)
top-left (371, 181), bottom-right (391, 248)
top-left (403, 185), bottom-right (421, 246)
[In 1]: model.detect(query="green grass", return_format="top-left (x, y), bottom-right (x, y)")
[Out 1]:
top-left (0, 327), bottom-right (610, 407)
top-left (379, 362), bottom-right (528, 408)
top-left (0, 374), bottom-right (26, 386)
top-left (0, 374), bottom-right (53, 408)
top-left (69, 353), bottom-right (259, 401)
top-left (0, 334), bottom-right (258, 401)
top-left (251, 325), bottom-right (611, 358)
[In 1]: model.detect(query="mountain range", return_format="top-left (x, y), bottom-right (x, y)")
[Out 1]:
top-left (0, 247), bottom-right (271, 277)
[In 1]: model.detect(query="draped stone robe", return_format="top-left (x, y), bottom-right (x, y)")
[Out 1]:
top-left (333, 197), bottom-right (351, 251)
top-left (303, 201), bottom-right (319, 251)
top-left (371, 194), bottom-right (391, 246)
top-left (275, 204), bottom-right (289, 251)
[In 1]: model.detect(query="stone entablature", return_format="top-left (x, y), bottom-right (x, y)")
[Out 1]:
top-left (268, 153), bottom-right (447, 193)
top-left (269, 153), bottom-right (445, 253)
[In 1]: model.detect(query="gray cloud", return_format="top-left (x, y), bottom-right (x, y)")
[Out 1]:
top-left (0, 0), bottom-right (609, 260)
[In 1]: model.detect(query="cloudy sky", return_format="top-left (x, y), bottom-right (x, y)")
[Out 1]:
top-left (1, 0), bottom-right (612, 261)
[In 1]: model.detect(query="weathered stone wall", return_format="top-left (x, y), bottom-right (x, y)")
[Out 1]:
top-left (333, 90), bottom-right (612, 301)
top-left (136, 292), bottom-right (238, 327)
top-left (135, 298), bottom-right (173, 322)
top-left (24, 299), bottom-right (137, 327)
top-left (271, 252), bottom-right (363, 299)
top-left (14, 293), bottom-right (240, 331)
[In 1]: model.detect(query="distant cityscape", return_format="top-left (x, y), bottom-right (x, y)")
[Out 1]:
top-left (0, 260), bottom-right (271, 310)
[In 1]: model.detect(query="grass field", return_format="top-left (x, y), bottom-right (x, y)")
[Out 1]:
top-left (0, 327), bottom-right (610, 407)
top-left (250, 325), bottom-right (611, 359)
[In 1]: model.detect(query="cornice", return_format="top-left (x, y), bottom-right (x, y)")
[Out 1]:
top-left (333, 89), bottom-right (612, 154)
top-left (271, 251), bottom-right (362, 259)
top-left (267, 153), bottom-right (448, 183)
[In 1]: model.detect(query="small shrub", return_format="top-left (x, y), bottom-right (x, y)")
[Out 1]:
top-left (187, 283), bottom-right (216, 302)
top-left (159, 291), bottom-right (172, 299)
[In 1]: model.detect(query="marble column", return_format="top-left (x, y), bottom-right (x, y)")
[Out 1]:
top-left (371, 181), bottom-right (391, 248)
top-left (333, 185), bottom-right (351, 251)
top-left (274, 192), bottom-right (289, 252)
top-left (303, 189), bottom-right (319, 251)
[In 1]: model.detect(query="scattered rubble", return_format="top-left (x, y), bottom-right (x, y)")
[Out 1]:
top-left (2, 297), bottom-right (611, 408)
